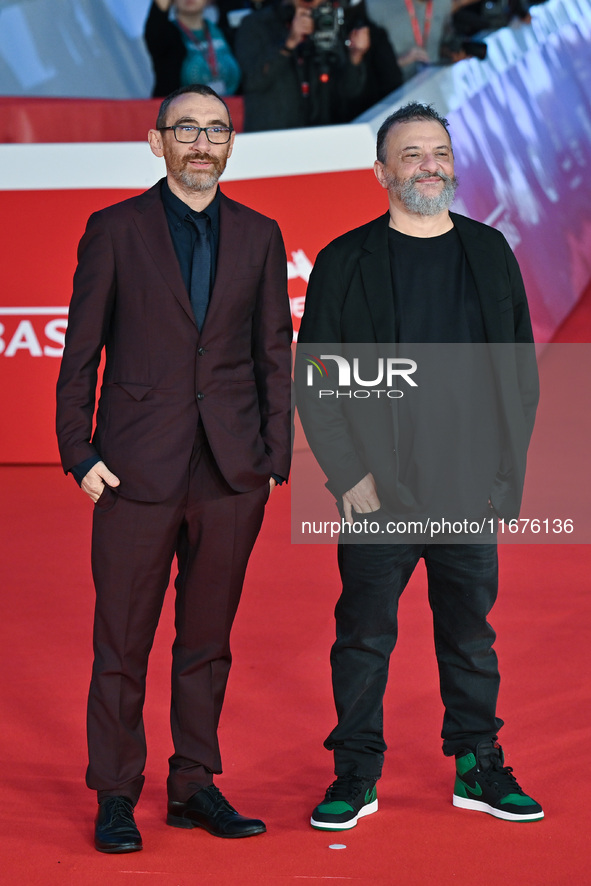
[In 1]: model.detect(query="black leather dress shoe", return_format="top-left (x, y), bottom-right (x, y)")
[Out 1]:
top-left (167, 785), bottom-right (266, 838)
top-left (95, 796), bottom-right (143, 853)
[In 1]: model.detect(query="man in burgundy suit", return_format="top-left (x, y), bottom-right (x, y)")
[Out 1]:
top-left (56, 84), bottom-right (292, 853)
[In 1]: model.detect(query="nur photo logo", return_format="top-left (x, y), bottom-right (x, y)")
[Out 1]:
top-left (304, 353), bottom-right (418, 399)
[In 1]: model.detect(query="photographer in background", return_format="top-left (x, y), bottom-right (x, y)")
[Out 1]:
top-left (449, 0), bottom-right (531, 39)
top-left (145, 0), bottom-right (241, 97)
top-left (338, 1), bottom-right (402, 122)
top-left (235, 0), bottom-right (371, 132)
top-left (439, 0), bottom-right (533, 66)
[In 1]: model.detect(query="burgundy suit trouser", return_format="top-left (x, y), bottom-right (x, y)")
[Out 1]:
top-left (87, 426), bottom-right (268, 805)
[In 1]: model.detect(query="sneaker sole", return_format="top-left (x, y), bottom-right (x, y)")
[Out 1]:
top-left (310, 798), bottom-right (378, 831)
top-left (453, 793), bottom-right (544, 822)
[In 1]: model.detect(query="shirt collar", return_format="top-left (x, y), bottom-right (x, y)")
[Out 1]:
top-left (161, 178), bottom-right (221, 228)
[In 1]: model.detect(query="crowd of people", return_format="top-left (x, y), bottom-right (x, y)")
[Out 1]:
top-left (144, 0), bottom-right (540, 132)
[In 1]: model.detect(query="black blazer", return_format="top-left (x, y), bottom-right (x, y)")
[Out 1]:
top-left (295, 211), bottom-right (539, 520)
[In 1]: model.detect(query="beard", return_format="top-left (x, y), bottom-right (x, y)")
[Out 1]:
top-left (169, 150), bottom-right (228, 192)
top-left (385, 170), bottom-right (459, 216)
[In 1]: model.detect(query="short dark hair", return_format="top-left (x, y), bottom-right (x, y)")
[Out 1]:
top-left (156, 84), bottom-right (234, 131)
top-left (376, 103), bottom-right (451, 163)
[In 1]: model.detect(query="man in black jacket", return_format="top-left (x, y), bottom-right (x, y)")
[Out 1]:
top-left (296, 103), bottom-right (543, 831)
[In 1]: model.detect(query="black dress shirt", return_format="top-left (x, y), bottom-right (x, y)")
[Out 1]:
top-left (160, 178), bottom-right (221, 294)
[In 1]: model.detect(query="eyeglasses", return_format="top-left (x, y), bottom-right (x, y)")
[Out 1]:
top-left (158, 125), bottom-right (233, 145)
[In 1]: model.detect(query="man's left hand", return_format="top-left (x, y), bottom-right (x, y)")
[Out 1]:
top-left (348, 26), bottom-right (371, 65)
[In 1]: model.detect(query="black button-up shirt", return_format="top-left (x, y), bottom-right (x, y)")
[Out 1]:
top-left (160, 177), bottom-right (221, 295)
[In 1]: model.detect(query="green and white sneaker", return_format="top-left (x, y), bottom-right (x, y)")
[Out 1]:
top-left (453, 741), bottom-right (544, 822)
top-left (311, 775), bottom-right (378, 830)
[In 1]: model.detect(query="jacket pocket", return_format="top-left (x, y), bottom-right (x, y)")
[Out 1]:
top-left (114, 382), bottom-right (154, 401)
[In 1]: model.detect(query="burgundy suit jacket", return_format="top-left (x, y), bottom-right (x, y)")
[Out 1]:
top-left (56, 181), bottom-right (292, 502)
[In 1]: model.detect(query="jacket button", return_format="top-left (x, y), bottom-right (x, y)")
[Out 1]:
top-left (198, 347), bottom-right (206, 356)
top-left (197, 392), bottom-right (204, 401)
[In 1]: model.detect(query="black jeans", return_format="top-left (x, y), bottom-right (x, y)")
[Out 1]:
top-left (326, 542), bottom-right (503, 777)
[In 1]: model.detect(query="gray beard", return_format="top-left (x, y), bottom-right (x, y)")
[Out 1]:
top-left (387, 171), bottom-right (459, 216)
top-left (178, 167), bottom-right (222, 192)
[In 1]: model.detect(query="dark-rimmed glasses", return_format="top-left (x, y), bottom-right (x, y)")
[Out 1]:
top-left (158, 125), bottom-right (233, 145)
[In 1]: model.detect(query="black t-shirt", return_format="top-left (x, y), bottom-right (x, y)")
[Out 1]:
top-left (386, 225), bottom-right (500, 524)
top-left (388, 225), bottom-right (485, 343)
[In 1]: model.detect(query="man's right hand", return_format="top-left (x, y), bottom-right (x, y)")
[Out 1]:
top-left (342, 472), bottom-right (381, 526)
top-left (81, 461), bottom-right (121, 503)
top-left (285, 5), bottom-right (315, 50)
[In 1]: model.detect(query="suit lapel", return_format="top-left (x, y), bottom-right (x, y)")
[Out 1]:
top-left (206, 192), bottom-right (241, 324)
top-left (358, 214), bottom-right (400, 453)
top-left (133, 181), bottom-right (196, 326)
top-left (451, 212), bottom-right (504, 342)
top-left (359, 213), bottom-right (396, 343)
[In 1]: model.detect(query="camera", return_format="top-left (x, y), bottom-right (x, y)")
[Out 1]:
top-left (311, 2), bottom-right (345, 54)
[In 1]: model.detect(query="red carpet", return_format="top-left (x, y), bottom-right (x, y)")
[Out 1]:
top-left (1, 284), bottom-right (590, 884)
top-left (1, 478), bottom-right (589, 884)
